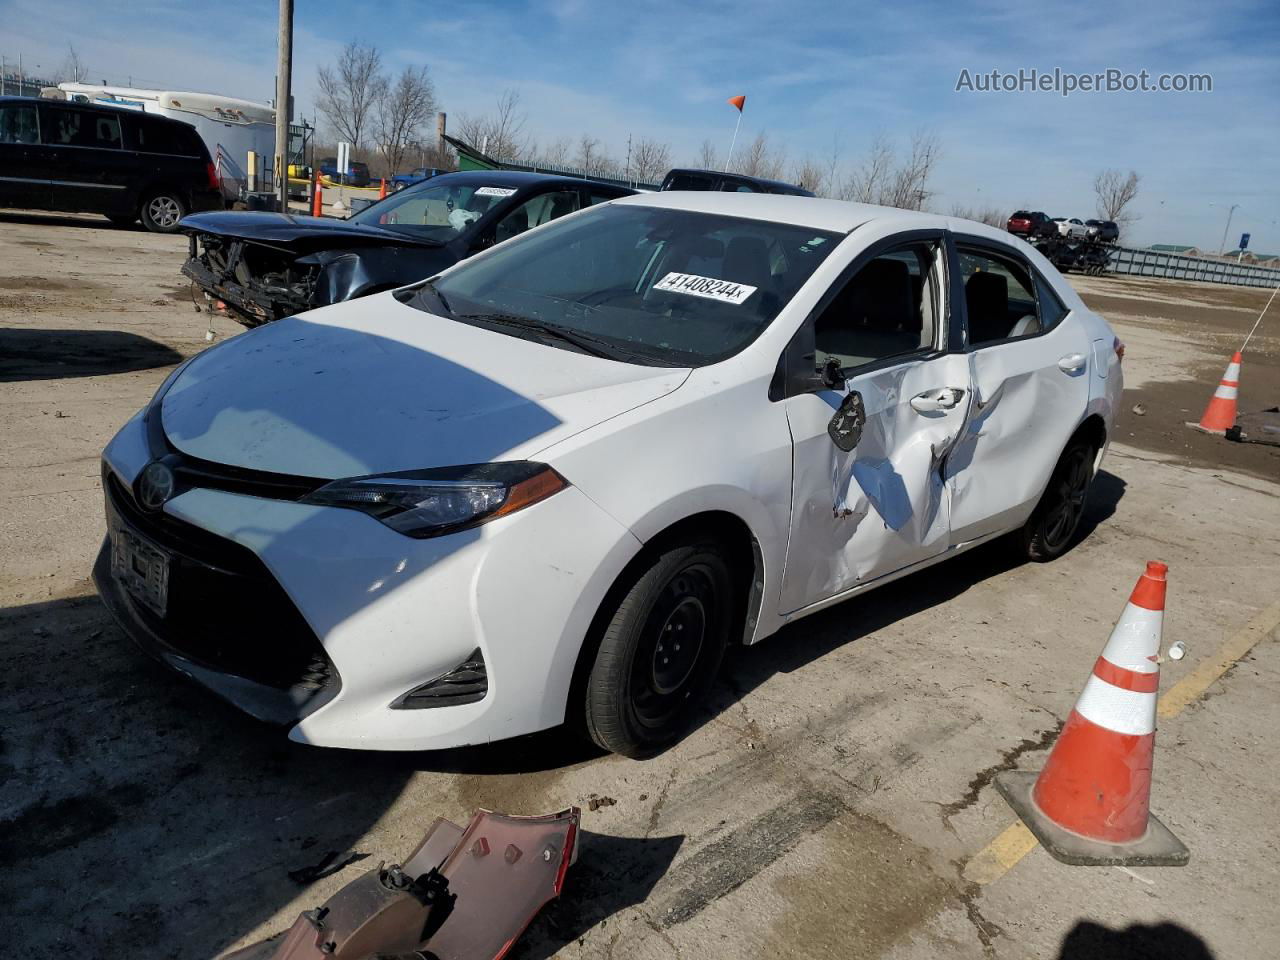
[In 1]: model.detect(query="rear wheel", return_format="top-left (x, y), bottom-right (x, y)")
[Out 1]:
top-left (140, 190), bottom-right (186, 233)
top-left (584, 539), bottom-right (735, 758)
top-left (1018, 438), bottom-right (1095, 562)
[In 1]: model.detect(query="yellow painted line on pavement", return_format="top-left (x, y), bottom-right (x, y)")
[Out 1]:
top-left (964, 599), bottom-right (1280, 886)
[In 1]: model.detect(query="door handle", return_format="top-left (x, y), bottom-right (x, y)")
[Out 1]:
top-left (910, 387), bottom-right (965, 413)
top-left (1058, 353), bottom-right (1087, 374)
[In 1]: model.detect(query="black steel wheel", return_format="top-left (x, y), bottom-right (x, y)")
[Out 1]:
top-left (584, 539), bottom-right (735, 757)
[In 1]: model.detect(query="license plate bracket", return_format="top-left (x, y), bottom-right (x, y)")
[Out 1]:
top-left (110, 515), bottom-right (171, 618)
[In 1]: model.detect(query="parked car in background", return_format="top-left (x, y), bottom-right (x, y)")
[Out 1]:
top-left (1085, 219), bottom-right (1119, 243)
top-left (0, 95), bottom-right (222, 232)
top-left (319, 157), bottom-right (372, 187)
top-left (392, 166), bottom-right (447, 191)
top-left (1006, 210), bottom-right (1057, 240)
top-left (181, 170), bottom-right (634, 326)
top-left (1053, 217), bottom-right (1089, 239)
top-left (661, 168), bottom-right (816, 197)
top-left (104, 193), bottom-right (1122, 757)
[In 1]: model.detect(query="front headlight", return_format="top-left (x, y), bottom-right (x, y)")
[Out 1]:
top-left (301, 462), bottom-right (568, 539)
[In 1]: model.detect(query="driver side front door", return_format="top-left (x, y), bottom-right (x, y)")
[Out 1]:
top-left (778, 235), bottom-right (972, 614)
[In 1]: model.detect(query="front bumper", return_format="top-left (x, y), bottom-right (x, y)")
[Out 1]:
top-left (99, 413), bottom-right (642, 750)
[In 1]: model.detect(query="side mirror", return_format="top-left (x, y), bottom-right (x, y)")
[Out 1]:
top-left (828, 389), bottom-right (867, 452)
top-left (819, 356), bottom-right (845, 392)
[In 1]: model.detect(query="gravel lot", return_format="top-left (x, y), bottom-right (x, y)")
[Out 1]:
top-left (2, 211), bottom-right (1278, 960)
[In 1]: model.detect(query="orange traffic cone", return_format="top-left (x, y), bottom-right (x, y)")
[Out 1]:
top-left (379, 178), bottom-right (388, 200)
top-left (311, 176), bottom-right (323, 218)
top-left (995, 561), bottom-right (1189, 866)
top-left (1196, 351), bottom-right (1242, 432)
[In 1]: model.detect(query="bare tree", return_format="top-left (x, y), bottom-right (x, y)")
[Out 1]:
top-left (695, 139), bottom-right (719, 170)
top-left (1094, 169), bottom-right (1140, 231)
top-left (316, 43), bottom-right (386, 149)
top-left (538, 136), bottom-right (572, 168)
top-left (948, 203), bottom-right (1006, 228)
top-left (374, 65), bottom-right (437, 176)
top-left (630, 137), bottom-right (671, 183)
top-left (454, 89), bottom-right (528, 163)
top-left (735, 131), bottom-right (786, 179)
top-left (839, 135), bottom-right (894, 202)
top-left (59, 44), bottom-right (87, 83)
top-left (839, 131), bottom-right (939, 210)
top-left (575, 134), bottom-right (610, 176)
top-left (790, 155), bottom-right (827, 195)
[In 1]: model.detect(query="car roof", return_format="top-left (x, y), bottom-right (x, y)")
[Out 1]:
top-left (0, 94), bottom-right (192, 127)
top-left (664, 167), bottom-right (814, 196)
top-left (427, 169), bottom-right (630, 192)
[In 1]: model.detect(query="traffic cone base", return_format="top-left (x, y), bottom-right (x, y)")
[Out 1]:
top-left (995, 771), bottom-right (1189, 866)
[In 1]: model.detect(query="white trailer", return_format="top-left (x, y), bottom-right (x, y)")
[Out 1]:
top-left (55, 83), bottom-right (275, 202)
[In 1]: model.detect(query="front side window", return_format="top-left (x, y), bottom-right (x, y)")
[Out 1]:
top-left (422, 204), bottom-right (841, 366)
top-left (353, 181), bottom-right (520, 239)
top-left (493, 190), bottom-right (580, 244)
top-left (957, 246), bottom-right (1044, 346)
top-left (813, 242), bottom-right (940, 371)
top-left (0, 104), bottom-right (39, 144)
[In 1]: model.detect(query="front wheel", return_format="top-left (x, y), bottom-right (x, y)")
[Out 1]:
top-left (140, 191), bottom-right (186, 233)
top-left (583, 539), bottom-right (736, 758)
top-left (1017, 439), bottom-right (1095, 562)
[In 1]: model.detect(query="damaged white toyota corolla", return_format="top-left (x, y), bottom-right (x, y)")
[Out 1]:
top-left (96, 192), bottom-right (1122, 757)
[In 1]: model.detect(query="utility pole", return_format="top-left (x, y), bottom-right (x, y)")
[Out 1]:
top-left (275, 0), bottom-right (295, 213)
top-left (1218, 203), bottom-right (1240, 256)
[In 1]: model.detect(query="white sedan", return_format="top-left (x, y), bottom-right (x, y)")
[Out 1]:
top-left (96, 193), bottom-right (1123, 757)
top-left (1053, 217), bottom-right (1089, 239)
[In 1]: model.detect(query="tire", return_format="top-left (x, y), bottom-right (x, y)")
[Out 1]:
top-left (583, 539), bottom-right (736, 758)
top-left (106, 214), bottom-right (136, 227)
top-left (140, 190), bottom-right (186, 233)
top-left (394, 180), bottom-right (408, 192)
top-left (1017, 438), bottom-right (1096, 562)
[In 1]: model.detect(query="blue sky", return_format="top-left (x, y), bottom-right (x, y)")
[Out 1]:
top-left (4, 0), bottom-right (1277, 249)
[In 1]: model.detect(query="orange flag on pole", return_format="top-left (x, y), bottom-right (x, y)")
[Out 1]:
top-left (727, 94), bottom-right (746, 111)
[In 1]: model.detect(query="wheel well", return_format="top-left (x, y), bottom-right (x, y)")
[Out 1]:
top-left (564, 510), bottom-right (763, 734)
top-left (1072, 414), bottom-right (1107, 459)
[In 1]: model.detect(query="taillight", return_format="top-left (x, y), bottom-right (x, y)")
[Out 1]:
top-left (206, 162), bottom-right (220, 191)
top-left (1113, 337), bottom-right (1125, 361)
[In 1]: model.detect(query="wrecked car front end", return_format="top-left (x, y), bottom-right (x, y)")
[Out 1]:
top-left (182, 232), bottom-right (319, 327)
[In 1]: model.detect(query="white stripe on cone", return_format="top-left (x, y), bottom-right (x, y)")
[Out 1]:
top-left (1074, 674), bottom-right (1157, 736)
top-left (1224, 362), bottom-right (1241, 380)
top-left (1213, 384), bottom-right (1239, 399)
top-left (1100, 603), bottom-right (1163, 673)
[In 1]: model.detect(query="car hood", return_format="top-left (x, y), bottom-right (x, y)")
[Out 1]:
top-left (161, 295), bottom-right (690, 478)
top-left (179, 211), bottom-right (433, 251)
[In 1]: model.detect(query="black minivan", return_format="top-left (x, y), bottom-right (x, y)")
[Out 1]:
top-left (0, 96), bottom-right (222, 233)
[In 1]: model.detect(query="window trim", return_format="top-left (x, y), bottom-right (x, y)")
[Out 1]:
top-left (772, 228), bottom-right (952, 400)
top-left (950, 233), bottom-right (1072, 352)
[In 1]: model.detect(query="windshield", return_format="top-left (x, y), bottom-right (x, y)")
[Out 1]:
top-left (418, 204), bottom-right (842, 366)
top-left (352, 180), bottom-right (519, 239)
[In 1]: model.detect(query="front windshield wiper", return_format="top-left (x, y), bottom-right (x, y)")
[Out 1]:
top-left (459, 312), bottom-right (647, 363)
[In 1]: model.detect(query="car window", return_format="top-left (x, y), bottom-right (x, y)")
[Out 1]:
top-left (1035, 273), bottom-right (1068, 330)
top-left (587, 191), bottom-right (620, 206)
top-left (426, 204), bottom-right (841, 366)
top-left (355, 181), bottom-right (516, 239)
top-left (43, 108), bottom-right (122, 149)
top-left (663, 172), bottom-right (714, 191)
top-left (134, 117), bottom-right (203, 156)
top-left (494, 190), bottom-right (580, 244)
top-left (814, 242), bottom-right (940, 371)
top-left (0, 104), bottom-right (39, 144)
top-left (721, 181), bottom-right (758, 193)
top-left (957, 245), bottom-right (1043, 346)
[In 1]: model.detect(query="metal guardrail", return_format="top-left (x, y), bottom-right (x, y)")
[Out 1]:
top-left (1107, 246), bottom-right (1280, 288)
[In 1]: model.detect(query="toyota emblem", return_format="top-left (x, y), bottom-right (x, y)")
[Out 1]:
top-left (136, 461), bottom-right (176, 511)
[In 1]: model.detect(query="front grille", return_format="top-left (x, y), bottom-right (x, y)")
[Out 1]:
top-left (105, 469), bottom-right (338, 710)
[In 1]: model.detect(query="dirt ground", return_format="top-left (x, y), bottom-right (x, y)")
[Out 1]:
top-left (2, 211), bottom-right (1278, 960)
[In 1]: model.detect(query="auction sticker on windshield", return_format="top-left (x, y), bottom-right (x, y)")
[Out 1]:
top-left (653, 272), bottom-right (757, 305)
top-left (475, 186), bottom-right (518, 198)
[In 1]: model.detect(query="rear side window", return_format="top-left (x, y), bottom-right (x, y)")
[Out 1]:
top-left (663, 172), bottom-right (714, 191)
top-left (135, 117), bottom-right (203, 156)
top-left (42, 108), bottom-right (122, 149)
top-left (0, 104), bottom-right (39, 144)
top-left (587, 191), bottom-right (620, 206)
top-left (957, 245), bottom-right (1045, 346)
